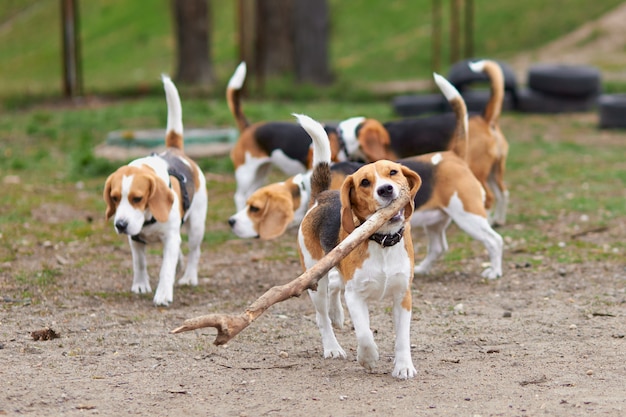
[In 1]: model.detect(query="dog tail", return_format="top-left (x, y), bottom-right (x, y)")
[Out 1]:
top-left (434, 72), bottom-right (468, 161)
top-left (162, 74), bottom-right (184, 150)
top-left (469, 60), bottom-right (504, 125)
top-left (293, 113), bottom-right (332, 205)
top-left (226, 62), bottom-right (249, 133)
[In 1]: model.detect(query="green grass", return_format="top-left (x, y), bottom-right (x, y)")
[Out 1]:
top-left (1, 0), bottom-right (624, 100)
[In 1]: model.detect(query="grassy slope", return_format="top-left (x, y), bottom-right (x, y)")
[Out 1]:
top-left (0, 0), bottom-right (624, 98)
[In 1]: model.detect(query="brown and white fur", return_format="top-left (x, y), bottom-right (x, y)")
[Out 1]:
top-left (232, 75), bottom-right (503, 280)
top-left (227, 62), bottom-right (346, 211)
top-left (338, 60), bottom-right (509, 225)
top-left (103, 76), bottom-right (208, 306)
top-left (296, 113), bottom-right (422, 379)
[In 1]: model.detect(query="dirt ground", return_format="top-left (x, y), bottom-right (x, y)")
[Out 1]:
top-left (2, 5), bottom-right (626, 416)
top-left (1, 211), bottom-right (625, 417)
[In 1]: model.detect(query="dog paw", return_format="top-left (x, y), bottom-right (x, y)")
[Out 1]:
top-left (323, 345), bottom-right (347, 359)
top-left (131, 282), bottom-right (152, 294)
top-left (153, 288), bottom-right (173, 306)
top-left (392, 361), bottom-right (417, 380)
top-left (357, 344), bottom-right (379, 371)
top-left (481, 267), bottom-right (502, 280)
top-left (178, 274), bottom-right (198, 286)
top-left (414, 264), bottom-right (431, 275)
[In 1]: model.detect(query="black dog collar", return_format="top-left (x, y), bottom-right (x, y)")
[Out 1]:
top-left (369, 227), bottom-right (405, 247)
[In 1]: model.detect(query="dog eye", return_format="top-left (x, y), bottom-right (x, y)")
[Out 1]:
top-left (111, 196), bottom-right (120, 203)
top-left (390, 169), bottom-right (398, 176)
top-left (249, 205), bottom-right (260, 213)
top-left (132, 196), bottom-right (143, 204)
top-left (360, 178), bottom-right (370, 187)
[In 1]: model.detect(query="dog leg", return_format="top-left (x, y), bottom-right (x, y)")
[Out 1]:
top-left (449, 209), bottom-right (503, 280)
top-left (327, 268), bottom-right (345, 329)
top-left (488, 170), bottom-right (508, 226)
top-left (308, 274), bottom-right (346, 359)
top-left (414, 217), bottom-right (451, 274)
top-left (153, 234), bottom-right (182, 306)
top-left (392, 288), bottom-right (417, 379)
top-left (178, 196), bottom-right (207, 287)
top-left (129, 238), bottom-right (151, 294)
top-left (344, 286), bottom-right (378, 372)
top-left (233, 157), bottom-right (272, 211)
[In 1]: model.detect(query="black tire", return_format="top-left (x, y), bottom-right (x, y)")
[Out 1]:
top-left (392, 94), bottom-right (446, 117)
top-left (517, 88), bottom-right (598, 114)
top-left (446, 58), bottom-right (519, 100)
top-left (527, 64), bottom-right (601, 97)
top-left (598, 94), bottom-right (626, 129)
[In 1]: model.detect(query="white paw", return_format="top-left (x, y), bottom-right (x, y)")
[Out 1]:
top-left (178, 274), bottom-right (198, 286)
top-left (414, 263), bottom-right (431, 275)
top-left (153, 287), bottom-right (173, 306)
top-left (392, 359), bottom-right (417, 379)
top-left (131, 282), bottom-right (152, 294)
top-left (357, 344), bottom-right (379, 371)
top-left (481, 267), bottom-right (502, 280)
top-left (323, 345), bottom-right (347, 359)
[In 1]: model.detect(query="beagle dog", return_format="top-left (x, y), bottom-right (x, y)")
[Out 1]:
top-left (296, 113), bottom-right (422, 379)
top-left (103, 76), bottom-right (208, 306)
top-left (227, 160), bottom-right (362, 240)
top-left (227, 62), bottom-right (347, 211)
top-left (338, 60), bottom-right (509, 226)
top-left (231, 75), bottom-right (503, 280)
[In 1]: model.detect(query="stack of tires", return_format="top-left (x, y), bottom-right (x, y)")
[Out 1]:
top-left (517, 64), bottom-right (601, 113)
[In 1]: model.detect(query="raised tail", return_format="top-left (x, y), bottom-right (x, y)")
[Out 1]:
top-left (434, 72), bottom-right (468, 161)
top-left (162, 74), bottom-right (184, 150)
top-left (226, 62), bottom-right (249, 133)
top-left (293, 113), bottom-right (332, 205)
top-left (469, 60), bottom-right (504, 126)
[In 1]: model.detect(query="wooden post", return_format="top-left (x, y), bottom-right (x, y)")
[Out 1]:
top-left (450, 0), bottom-right (461, 64)
top-left (60, 0), bottom-right (82, 97)
top-left (464, 0), bottom-right (474, 58)
top-left (431, 0), bottom-right (442, 79)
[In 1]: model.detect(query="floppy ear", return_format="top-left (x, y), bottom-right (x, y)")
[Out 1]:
top-left (103, 175), bottom-right (116, 220)
top-left (147, 176), bottom-right (174, 223)
top-left (400, 166), bottom-right (422, 221)
top-left (340, 175), bottom-right (356, 234)
top-left (359, 120), bottom-right (390, 162)
top-left (258, 194), bottom-right (294, 240)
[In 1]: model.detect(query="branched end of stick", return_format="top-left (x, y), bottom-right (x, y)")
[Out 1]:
top-left (170, 313), bottom-right (250, 345)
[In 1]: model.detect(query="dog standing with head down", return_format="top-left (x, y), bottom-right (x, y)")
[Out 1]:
top-left (338, 60), bottom-right (509, 225)
top-left (226, 62), bottom-right (346, 211)
top-left (295, 113), bottom-right (422, 379)
top-left (103, 76), bottom-right (208, 306)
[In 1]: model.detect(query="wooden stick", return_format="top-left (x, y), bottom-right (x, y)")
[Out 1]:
top-left (171, 186), bottom-right (411, 345)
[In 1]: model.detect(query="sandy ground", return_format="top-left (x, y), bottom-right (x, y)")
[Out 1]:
top-left (2, 5), bottom-right (626, 416)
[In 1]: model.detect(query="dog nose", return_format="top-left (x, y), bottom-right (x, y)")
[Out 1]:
top-left (228, 218), bottom-right (236, 227)
top-left (377, 184), bottom-right (394, 198)
top-left (115, 219), bottom-right (128, 232)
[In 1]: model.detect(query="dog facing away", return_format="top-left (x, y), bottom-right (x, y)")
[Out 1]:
top-left (226, 62), bottom-right (346, 211)
top-left (295, 113), bottom-right (422, 379)
top-left (338, 60), bottom-right (509, 225)
top-left (103, 76), bottom-right (208, 306)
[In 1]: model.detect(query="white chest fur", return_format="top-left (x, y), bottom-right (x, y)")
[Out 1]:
top-left (345, 240), bottom-right (411, 301)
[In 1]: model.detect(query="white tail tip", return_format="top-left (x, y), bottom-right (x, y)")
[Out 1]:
top-left (469, 60), bottom-right (486, 73)
top-left (293, 113), bottom-right (330, 166)
top-left (227, 62), bottom-right (247, 90)
top-left (433, 72), bottom-right (461, 102)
